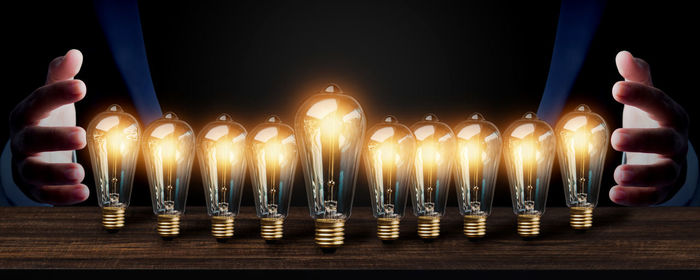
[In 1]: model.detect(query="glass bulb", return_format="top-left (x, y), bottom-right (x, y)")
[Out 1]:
top-left (86, 104), bottom-right (140, 232)
top-left (453, 113), bottom-right (501, 238)
top-left (503, 112), bottom-right (556, 238)
top-left (294, 83), bottom-right (366, 250)
top-left (555, 105), bottom-right (609, 230)
top-left (247, 115), bottom-right (298, 242)
top-left (410, 114), bottom-right (456, 240)
top-left (196, 113), bottom-right (247, 241)
top-left (363, 116), bottom-right (415, 242)
top-left (142, 112), bottom-right (196, 239)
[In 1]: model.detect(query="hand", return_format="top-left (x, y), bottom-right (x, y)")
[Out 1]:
top-left (9, 49), bottom-right (89, 205)
top-left (609, 50), bottom-right (689, 206)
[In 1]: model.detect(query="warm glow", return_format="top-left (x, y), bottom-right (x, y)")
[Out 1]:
top-left (379, 143), bottom-right (399, 166)
top-left (518, 140), bottom-right (537, 164)
top-left (265, 141), bottom-right (284, 166)
top-left (107, 130), bottom-right (126, 156)
top-left (160, 138), bottom-right (179, 162)
top-left (419, 142), bottom-right (440, 165)
top-left (320, 115), bottom-right (342, 138)
top-left (215, 140), bottom-right (234, 164)
top-left (462, 140), bottom-right (482, 164)
top-left (573, 129), bottom-right (590, 152)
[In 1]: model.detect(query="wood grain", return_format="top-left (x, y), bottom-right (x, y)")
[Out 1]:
top-left (0, 206), bottom-right (699, 269)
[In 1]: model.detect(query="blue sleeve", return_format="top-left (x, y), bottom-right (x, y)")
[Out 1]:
top-left (0, 141), bottom-right (52, 206)
top-left (657, 142), bottom-right (700, 206)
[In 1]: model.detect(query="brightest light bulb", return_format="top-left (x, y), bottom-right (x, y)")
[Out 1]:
top-left (555, 104), bottom-right (609, 230)
top-left (503, 112), bottom-right (556, 238)
top-left (87, 104), bottom-right (140, 232)
top-left (409, 114), bottom-right (456, 240)
top-left (453, 113), bottom-right (502, 239)
top-left (363, 116), bottom-right (415, 242)
top-left (247, 115), bottom-right (298, 242)
top-left (196, 114), bottom-right (247, 242)
top-left (142, 112), bottom-right (196, 240)
top-left (295, 83), bottom-right (366, 251)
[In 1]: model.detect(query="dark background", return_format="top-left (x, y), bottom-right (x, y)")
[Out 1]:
top-left (2, 0), bottom-right (698, 210)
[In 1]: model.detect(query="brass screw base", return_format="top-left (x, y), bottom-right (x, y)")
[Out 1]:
top-left (102, 206), bottom-right (125, 232)
top-left (260, 217), bottom-right (284, 241)
top-left (157, 214), bottom-right (181, 240)
top-left (463, 215), bottom-right (487, 238)
top-left (315, 219), bottom-right (345, 249)
top-left (517, 214), bottom-right (540, 238)
top-left (417, 216), bottom-right (440, 239)
top-left (377, 218), bottom-right (400, 241)
top-left (212, 216), bottom-right (235, 241)
top-left (570, 206), bottom-right (593, 230)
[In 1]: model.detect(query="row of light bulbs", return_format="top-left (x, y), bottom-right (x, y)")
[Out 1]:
top-left (87, 83), bottom-right (609, 250)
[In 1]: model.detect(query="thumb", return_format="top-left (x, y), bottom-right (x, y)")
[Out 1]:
top-left (46, 49), bottom-right (83, 85)
top-left (615, 50), bottom-right (653, 87)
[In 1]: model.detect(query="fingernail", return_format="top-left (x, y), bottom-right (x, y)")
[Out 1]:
top-left (71, 129), bottom-right (86, 146)
top-left (74, 186), bottom-right (89, 201)
top-left (615, 131), bottom-right (630, 147)
top-left (620, 169), bottom-right (633, 183)
top-left (65, 167), bottom-right (81, 182)
top-left (613, 189), bottom-right (627, 202)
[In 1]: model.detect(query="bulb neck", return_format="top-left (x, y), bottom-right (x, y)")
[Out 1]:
top-left (570, 206), bottom-right (593, 230)
top-left (315, 218), bottom-right (345, 249)
top-left (211, 216), bottom-right (235, 241)
top-left (417, 216), bottom-right (440, 239)
top-left (260, 217), bottom-right (284, 241)
top-left (377, 218), bottom-right (400, 241)
top-left (517, 214), bottom-right (540, 238)
top-left (157, 214), bottom-right (181, 240)
top-left (102, 206), bottom-right (126, 232)
top-left (463, 215), bottom-right (487, 239)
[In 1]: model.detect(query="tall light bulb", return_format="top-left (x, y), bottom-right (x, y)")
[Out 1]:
top-left (87, 105), bottom-right (140, 232)
top-left (247, 115), bottom-right (298, 242)
top-left (363, 116), bottom-right (415, 242)
top-left (142, 112), bottom-right (195, 240)
top-left (555, 105), bottom-right (609, 230)
top-left (294, 84), bottom-right (366, 251)
top-left (503, 112), bottom-right (556, 238)
top-left (410, 114), bottom-right (456, 240)
top-left (453, 113), bottom-right (502, 239)
top-left (197, 114), bottom-right (247, 242)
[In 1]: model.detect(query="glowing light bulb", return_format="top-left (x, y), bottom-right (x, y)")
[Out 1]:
top-left (142, 112), bottom-right (195, 240)
top-left (247, 115), bottom-right (298, 242)
top-left (294, 83), bottom-right (366, 251)
top-left (503, 112), bottom-right (556, 238)
top-left (363, 116), bottom-right (415, 242)
top-left (196, 114), bottom-right (247, 242)
top-left (410, 114), bottom-right (456, 240)
top-left (453, 113), bottom-right (502, 239)
top-left (555, 105), bottom-right (609, 230)
top-left (86, 105), bottom-right (140, 232)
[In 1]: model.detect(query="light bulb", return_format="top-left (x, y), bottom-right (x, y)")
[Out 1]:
top-left (142, 112), bottom-right (196, 240)
top-left (196, 114), bottom-right (247, 242)
top-left (453, 113), bottom-right (501, 239)
top-left (247, 115), bottom-right (298, 242)
top-left (555, 105), bottom-right (609, 230)
top-left (294, 83), bottom-right (366, 251)
top-left (363, 116), bottom-right (415, 242)
top-left (86, 105), bottom-right (140, 232)
top-left (503, 112), bottom-right (556, 238)
top-left (409, 114), bottom-right (456, 240)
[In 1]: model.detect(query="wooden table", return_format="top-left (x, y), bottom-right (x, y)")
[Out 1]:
top-left (0, 206), bottom-right (699, 270)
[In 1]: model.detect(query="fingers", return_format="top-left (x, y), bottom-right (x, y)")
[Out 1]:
top-left (609, 185), bottom-right (668, 206)
top-left (613, 159), bottom-right (681, 187)
top-left (17, 157), bottom-right (85, 186)
top-left (616, 50), bottom-right (653, 86)
top-left (611, 128), bottom-right (687, 156)
top-left (34, 184), bottom-right (90, 206)
top-left (9, 79), bottom-right (86, 130)
top-left (11, 126), bottom-right (86, 156)
top-left (46, 49), bottom-right (83, 85)
top-left (612, 81), bottom-right (688, 129)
